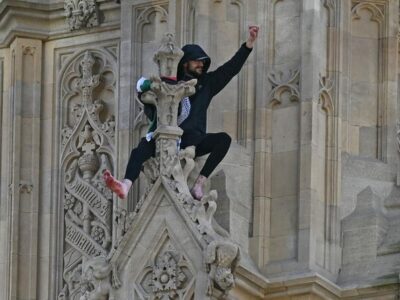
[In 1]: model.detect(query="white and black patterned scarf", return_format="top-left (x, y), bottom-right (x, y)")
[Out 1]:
top-left (177, 97), bottom-right (191, 125)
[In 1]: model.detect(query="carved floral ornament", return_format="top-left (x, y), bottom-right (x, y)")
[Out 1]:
top-left (142, 251), bottom-right (188, 298)
top-left (64, 0), bottom-right (99, 31)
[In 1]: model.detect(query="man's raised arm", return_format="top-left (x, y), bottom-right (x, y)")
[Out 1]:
top-left (208, 26), bottom-right (259, 96)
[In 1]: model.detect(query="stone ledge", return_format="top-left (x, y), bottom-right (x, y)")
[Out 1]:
top-left (342, 153), bottom-right (395, 182)
top-left (0, 0), bottom-right (120, 48)
top-left (234, 270), bottom-right (399, 299)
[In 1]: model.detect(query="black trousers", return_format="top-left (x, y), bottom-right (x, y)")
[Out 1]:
top-left (124, 132), bottom-right (231, 182)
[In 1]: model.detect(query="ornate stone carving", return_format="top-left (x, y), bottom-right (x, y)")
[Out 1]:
top-left (153, 33), bottom-right (184, 79)
top-left (64, 0), bottom-right (99, 31)
top-left (155, 137), bottom-right (181, 177)
top-left (79, 256), bottom-right (121, 300)
top-left (59, 49), bottom-right (117, 299)
top-left (351, 1), bottom-right (384, 23)
top-left (19, 181), bottom-right (33, 194)
top-left (268, 68), bottom-right (300, 106)
top-left (319, 75), bottom-right (334, 111)
top-left (151, 251), bottom-right (187, 297)
top-left (139, 250), bottom-right (190, 299)
top-left (144, 77), bottom-right (197, 128)
top-left (143, 157), bottom-right (161, 183)
top-left (22, 46), bottom-right (36, 56)
top-left (179, 146), bottom-right (196, 181)
top-left (205, 240), bottom-right (240, 294)
top-left (114, 207), bottom-right (128, 246)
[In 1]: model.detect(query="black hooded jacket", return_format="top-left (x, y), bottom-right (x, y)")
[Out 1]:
top-left (177, 43), bottom-right (252, 147)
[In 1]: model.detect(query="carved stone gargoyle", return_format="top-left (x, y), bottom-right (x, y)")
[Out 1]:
top-left (79, 256), bottom-right (121, 300)
top-left (205, 240), bottom-right (241, 295)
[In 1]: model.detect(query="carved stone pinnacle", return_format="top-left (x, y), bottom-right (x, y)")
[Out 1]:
top-left (153, 33), bottom-right (184, 79)
top-left (139, 33), bottom-right (198, 174)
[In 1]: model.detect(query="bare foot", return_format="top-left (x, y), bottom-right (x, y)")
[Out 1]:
top-left (190, 186), bottom-right (203, 200)
top-left (190, 175), bottom-right (207, 200)
top-left (103, 170), bottom-right (131, 199)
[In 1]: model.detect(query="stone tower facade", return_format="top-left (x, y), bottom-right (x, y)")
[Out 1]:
top-left (1, 0), bottom-right (400, 299)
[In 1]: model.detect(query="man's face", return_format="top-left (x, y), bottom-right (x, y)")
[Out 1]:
top-left (184, 60), bottom-right (204, 78)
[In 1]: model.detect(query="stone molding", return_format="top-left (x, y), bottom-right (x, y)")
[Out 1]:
top-left (6, 37), bottom-right (43, 300)
top-left (349, 0), bottom-right (389, 162)
top-left (397, 120), bottom-right (400, 185)
top-left (0, 58), bottom-right (3, 189)
top-left (0, 0), bottom-right (120, 48)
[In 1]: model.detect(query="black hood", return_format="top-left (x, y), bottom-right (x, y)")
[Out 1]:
top-left (177, 44), bottom-right (211, 80)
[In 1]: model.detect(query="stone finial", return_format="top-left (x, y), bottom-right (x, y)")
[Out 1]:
top-left (143, 77), bottom-right (196, 176)
top-left (153, 33), bottom-right (184, 79)
top-left (149, 76), bottom-right (197, 128)
top-left (77, 51), bottom-right (100, 105)
top-left (137, 34), bottom-right (197, 180)
top-left (141, 33), bottom-right (197, 131)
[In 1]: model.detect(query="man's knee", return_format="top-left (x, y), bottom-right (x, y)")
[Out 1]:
top-left (133, 138), bottom-right (155, 160)
top-left (218, 132), bottom-right (231, 149)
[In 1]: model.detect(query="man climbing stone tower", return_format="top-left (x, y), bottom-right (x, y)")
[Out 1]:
top-left (79, 33), bottom-right (246, 300)
top-left (104, 26), bottom-right (259, 201)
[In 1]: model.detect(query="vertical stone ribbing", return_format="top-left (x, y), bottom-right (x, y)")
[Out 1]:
top-left (308, 0), bottom-right (342, 280)
top-left (263, 0), bottom-right (302, 274)
top-left (8, 37), bottom-right (42, 300)
top-left (385, 0), bottom-right (399, 182)
top-left (250, 0), bottom-right (271, 268)
top-left (0, 58), bottom-right (2, 188)
top-left (0, 53), bottom-right (8, 300)
top-left (129, 2), bottom-right (169, 210)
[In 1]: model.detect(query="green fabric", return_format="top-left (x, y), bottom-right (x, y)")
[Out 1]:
top-left (148, 115), bottom-right (157, 133)
top-left (140, 79), bottom-right (152, 92)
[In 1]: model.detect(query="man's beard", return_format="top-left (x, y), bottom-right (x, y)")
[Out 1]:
top-left (187, 67), bottom-right (203, 78)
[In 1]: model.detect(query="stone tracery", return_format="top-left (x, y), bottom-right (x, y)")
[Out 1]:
top-left (59, 50), bottom-right (117, 300)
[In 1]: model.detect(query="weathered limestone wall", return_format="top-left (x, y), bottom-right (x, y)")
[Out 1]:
top-left (0, 1), bottom-right (121, 300)
top-left (0, 0), bottom-right (400, 299)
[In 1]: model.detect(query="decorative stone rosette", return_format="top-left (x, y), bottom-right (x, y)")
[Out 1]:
top-left (139, 251), bottom-right (191, 299)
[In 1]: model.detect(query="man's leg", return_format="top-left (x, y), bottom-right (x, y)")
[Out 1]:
top-left (104, 137), bottom-right (155, 199)
top-left (190, 132), bottom-right (232, 199)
